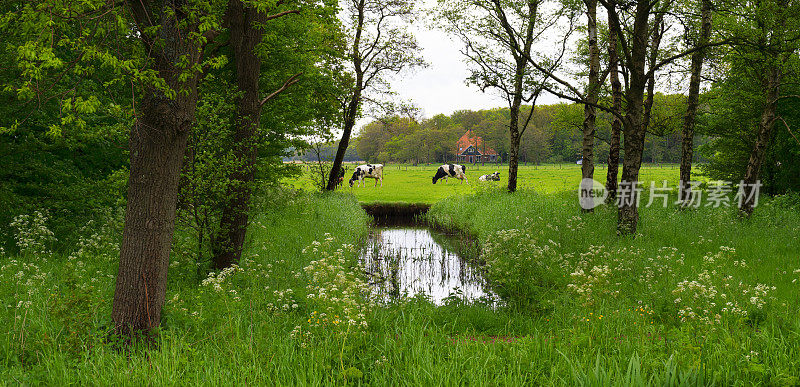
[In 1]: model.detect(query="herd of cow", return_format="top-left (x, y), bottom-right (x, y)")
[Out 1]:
top-left (337, 163), bottom-right (501, 188)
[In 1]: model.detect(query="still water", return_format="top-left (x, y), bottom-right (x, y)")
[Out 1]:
top-left (360, 227), bottom-right (495, 305)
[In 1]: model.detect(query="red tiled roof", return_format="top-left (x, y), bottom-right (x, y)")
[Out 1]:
top-left (456, 130), bottom-right (497, 155)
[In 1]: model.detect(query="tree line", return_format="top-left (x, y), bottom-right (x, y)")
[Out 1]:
top-left (352, 96), bottom-right (708, 166)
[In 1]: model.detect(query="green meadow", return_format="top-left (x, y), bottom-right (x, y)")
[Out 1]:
top-left (290, 163), bottom-right (687, 203)
top-left (3, 165), bottom-right (799, 385)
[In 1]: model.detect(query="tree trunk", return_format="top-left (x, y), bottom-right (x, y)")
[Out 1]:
top-left (642, 14), bottom-right (663, 134)
top-left (505, 0), bottom-right (538, 194)
top-left (740, 66), bottom-right (781, 216)
top-left (507, 65), bottom-right (524, 193)
top-left (616, 0), bottom-right (650, 235)
top-left (112, 2), bottom-right (201, 337)
top-left (580, 0), bottom-right (599, 211)
top-left (327, 91), bottom-right (361, 191)
top-left (326, 0), bottom-right (366, 192)
top-left (679, 0), bottom-right (712, 204)
top-left (618, 114), bottom-right (645, 235)
top-left (605, 34), bottom-right (622, 204)
top-left (212, 0), bottom-right (266, 269)
top-left (508, 125), bottom-right (521, 192)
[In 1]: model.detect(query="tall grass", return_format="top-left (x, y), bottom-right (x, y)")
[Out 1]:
top-left (3, 186), bottom-right (799, 384)
top-left (427, 189), bottom-right (800, 384)
top-left (1, 188), bottom-right (373, 384)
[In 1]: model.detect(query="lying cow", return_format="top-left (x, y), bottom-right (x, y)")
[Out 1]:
top-left (478, 171), bottom-right (500, 181)
top-left (349, 164), bottom-right (384, 187)
top-left (432, 164), bottom-right (467, 184)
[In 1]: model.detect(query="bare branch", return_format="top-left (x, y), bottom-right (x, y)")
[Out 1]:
top-left (778, 116), bottom-right (800, 146)
top-left (260, 73), bottom-right (303, 106)
top-left (264, 9), bottom-right (300, 21)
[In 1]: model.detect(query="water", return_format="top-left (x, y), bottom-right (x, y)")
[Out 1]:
top-left (360, 227), bottom-right (496, 305)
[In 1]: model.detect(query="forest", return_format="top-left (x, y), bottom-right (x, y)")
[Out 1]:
top-left (351, 97), bottom-right (705, 166)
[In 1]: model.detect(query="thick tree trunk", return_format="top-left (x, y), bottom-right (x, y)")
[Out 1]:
top-left (113, 104), bottom-right (193, 336)
top-left (212, 0), bottom-right (266, 269)
top-left (580, 0), bottom-right (599, 211)
top-left (112, 2), bottom-right (201, 337)
top-left (679, 0), bottom-right (712, 204)
top-left (618, 114), bottom-right (645, 235)
top-left (605, 35), bottom-right (622, 204)
top-left (740, 66), bottom-right (781, 216)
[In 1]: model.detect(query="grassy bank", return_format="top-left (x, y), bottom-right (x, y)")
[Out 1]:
top-left (5, 184), bottom-right (800, 384)
top-left (1, 189), bottom-right (371, 384)
top-left (426, 189), bottom-right (800, 384)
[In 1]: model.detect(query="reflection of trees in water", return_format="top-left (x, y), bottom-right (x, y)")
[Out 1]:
top-left (360, 227), bottom-right (492, 304)
top-left (427, 229), bottom-right (480, 261)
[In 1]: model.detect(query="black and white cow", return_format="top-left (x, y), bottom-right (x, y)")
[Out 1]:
top-left (432, 164), bottom-right (467, 184)
top-left (478, 171), bottom-right (500, 181)
top-left (349, 164), bottom-right (384, 187)
top-left (335, 166), bottom-right (347, 187)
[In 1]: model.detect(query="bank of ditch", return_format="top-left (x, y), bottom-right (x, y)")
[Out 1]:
top-left (424, 189), bottom-right (800, 384)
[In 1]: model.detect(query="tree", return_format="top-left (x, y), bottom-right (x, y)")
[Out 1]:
top-left (211, 0), bottom-right (341, 269)
top-left (439, 0), bottom-right (576, 192)
top-left (579, 0), bottom-right (601, 210)
top-left (110, 0), bottom-right (224, 338)
top-left (605, 29), bottom-right (623, 203)
top-left (721, 0), bottom-right (799, 216)
top-left (701, 0), bottom-right (800, 208)
top-left (3, 0), bottom-right (341, 338)
top-left (678, 0), bottom-right (713, 204)
top-left (324, 0), bottom-right (424, 191)
top-left (512, 0), bottom-right (728, 234)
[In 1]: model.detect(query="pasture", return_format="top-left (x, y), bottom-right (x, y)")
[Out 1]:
top-left (290, 163), bottom-right (687, 203)
top-left (3, 173), bottom-right (800, 384)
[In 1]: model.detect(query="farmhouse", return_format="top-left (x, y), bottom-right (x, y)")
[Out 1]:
top-left (455, 130), bottom-right (498, 163)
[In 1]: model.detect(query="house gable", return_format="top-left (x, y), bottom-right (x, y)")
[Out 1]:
top-left (455, 130), bottom-right (498, 157)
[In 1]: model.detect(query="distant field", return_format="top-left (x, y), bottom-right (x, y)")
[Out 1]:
top-left (288, 163), bottom-right (694, 204)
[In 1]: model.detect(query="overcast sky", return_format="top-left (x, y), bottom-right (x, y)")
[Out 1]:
top-left (356, 6), bottom-right (566, 130)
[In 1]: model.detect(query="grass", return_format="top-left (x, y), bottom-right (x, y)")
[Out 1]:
top-left (426, 189), bottom-right (800, 384)
top-left (3, 170), bottom-right (799, 384)
top-left (289, 163), bottom-right (692, 204)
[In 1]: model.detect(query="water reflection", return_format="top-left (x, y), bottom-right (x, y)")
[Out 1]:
top-left (361, 227), bottom-right (495, 305)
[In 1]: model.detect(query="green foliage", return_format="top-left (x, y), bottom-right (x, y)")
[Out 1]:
top-left (700, 0), bottom-right (800, 194)
top-left (700, 81), bottom-right (800, 194)
top-left (355, 100), bottom-right (696, 165)
top-left (0, 127), bottom-right (127, 251)
top-left (700, 68), bottom-right (800, 194)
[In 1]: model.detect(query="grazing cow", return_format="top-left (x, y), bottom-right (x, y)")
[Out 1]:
top-left (336, 166), bottom-right (347, 187)
top-left (432, 164), bottom-right (467, 184)
top-left (349, 164), bottom-right (384, 187)
top-left (478, 171), bottom-right (500, 181)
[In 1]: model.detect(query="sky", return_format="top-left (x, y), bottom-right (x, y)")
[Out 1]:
top-left (357, 11), bottom-right (564, 129)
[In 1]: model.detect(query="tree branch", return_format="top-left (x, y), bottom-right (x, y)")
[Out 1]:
top-left (260, 73), bottom-right (303, 106)
top-left (265, 9), bottom-right (300, 22)
top-left (777, 116), bottom-right (800, 146)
